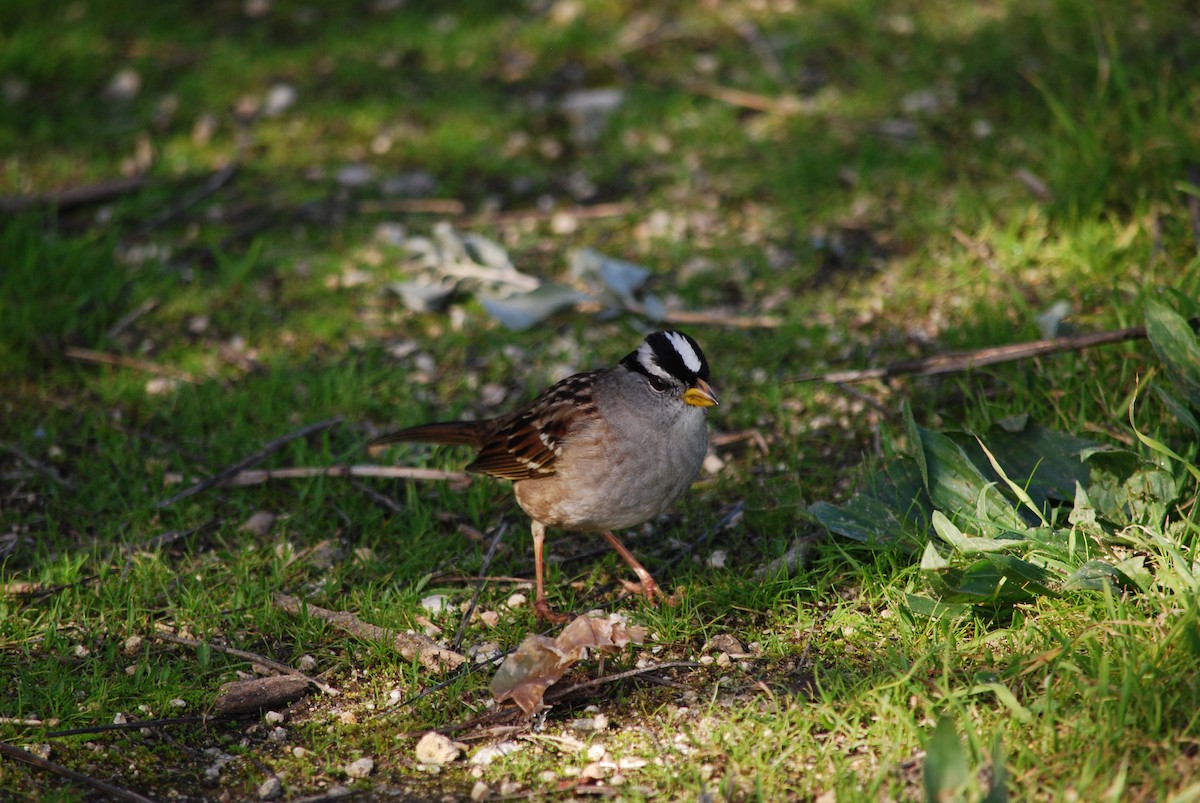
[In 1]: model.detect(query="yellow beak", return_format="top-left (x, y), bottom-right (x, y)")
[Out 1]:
top-left (683, 378), bottom-right (719, 408)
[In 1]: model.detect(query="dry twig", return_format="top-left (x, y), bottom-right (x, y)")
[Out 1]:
top-left (273, 593), bottom-right (465, 673)
top-left (1, 443), bottom-right (73, 489)
top-left (790, 323), bottom-right (1192, 385)
top-left (0, 176), bottom-right (148, 214)
top-left (152, 629), bottom-right (339, 696)
top-left (226, 464), bottom-right (468, 487)
top-left (0, 739), bottom-right (158, 803)
top-left (64, 347), bottom-right (197, 383)
top-left (684, 79), bottom-right (807, 116)
top-left (451, 523), bottom-right (508, 653)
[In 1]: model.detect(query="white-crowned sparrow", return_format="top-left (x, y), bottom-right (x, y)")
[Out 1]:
top-left (372, 330), bottom-right (719, 622)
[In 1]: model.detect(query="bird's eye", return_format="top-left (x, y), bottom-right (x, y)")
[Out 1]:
top-left (648, 375), bottom-right (672, 393)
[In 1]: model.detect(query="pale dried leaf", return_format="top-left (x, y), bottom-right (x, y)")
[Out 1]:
top-left (491, 613), bottom-right (646, 715)
top-left (480, 284), bottom-right (591, 331)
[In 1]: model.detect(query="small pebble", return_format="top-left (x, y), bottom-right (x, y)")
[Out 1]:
top-left (707, 633), bottom-right (746, 655)
top-left (470, 781), bottom-right (490, 801)
top-left (470, 741), bottom-right (521, 766)
top-left (239, 511), bottom-right (276, 536)
top-left (258, 777), bottom-right (282, 800)
top-left (25, 744), bottom-right (50, 760)
top-left (506, 593), bottom-right (527, 608)
top-left (415, 732), bottom-right (462, 765)
top-left (344, 757), bottom-right (374, 779)
top-left (421, 595), bottom-right (449, 614)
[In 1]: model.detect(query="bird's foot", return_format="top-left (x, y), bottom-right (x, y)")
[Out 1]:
top-left (534, 597), bottom-right (572, 625)
top-left (617, 577), bottom-right (677, 607)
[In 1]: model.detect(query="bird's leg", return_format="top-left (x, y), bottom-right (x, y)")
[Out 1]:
top-left (531, 520), bottom-right (569, 624)
top-left (600, 530), bottom-right (673, 605)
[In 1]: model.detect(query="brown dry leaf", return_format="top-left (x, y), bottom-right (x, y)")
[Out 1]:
top-left (491, 613), bottom-right (646, 716)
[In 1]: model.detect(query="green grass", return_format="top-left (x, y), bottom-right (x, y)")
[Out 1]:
top-left (3, 0), bottom-right (1200, 799)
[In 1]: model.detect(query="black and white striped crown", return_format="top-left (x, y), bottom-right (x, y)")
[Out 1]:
top-left (621, 330), bottom-right (710, 385)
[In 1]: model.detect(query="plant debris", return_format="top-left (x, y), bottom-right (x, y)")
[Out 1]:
top-left (491, 613), bottom-right (647, 716)
top-left (273, 593), bottom-right (465, 672)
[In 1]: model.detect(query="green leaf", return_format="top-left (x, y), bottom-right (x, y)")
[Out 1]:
top-left (924, 716), bottom-right (969, 803)
top-left (1153, 386), bottom-right (1200, 435)
top-left (904, 401), bottom-right (930, 489)
top-left (969, 682), bottom-right (1033, 724)
top-left (810, 496), bottom-right (911, 547)
top-left (931, 510), bottom-right (1024, 554)
top-left (931, 555), bottom-right (1058, 604)
top-left (921, 540), bottom-right (950, 570)
top-left (951, 419), bottom-right (1095, 509)
top-left (905, 593), bottom-right (972, 620)
top-left (1144, 299), bottom-right (1200, 408)
top-left (916, 426), bottom-right (1026, 532)
top-left (1063, 560), bottom-right (1136, 592)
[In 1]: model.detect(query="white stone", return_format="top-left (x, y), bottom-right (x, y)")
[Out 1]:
top-left (415, 732), bottom-right (462, 765)
top-left (344, 757), bottom-right (374, 779)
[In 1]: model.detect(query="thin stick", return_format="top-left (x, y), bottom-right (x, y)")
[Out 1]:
top-left (451, 523), bottom-right (508, 653)
top-left (0, 739), bottom-right (159, 803)
top-left (684, 80), bottom-right (807, 116)
top-left (662, 501), bottom-right (745, 571)
top-left (0, 175), bottom-right (148, 214)
top-left (152, 418), bottom-right (343, 509)
top-left (225, 464), bottom-right (468, 487)
top-left (64, 347), bottom-right (196, 383)
top-left (151, 630), bottom-right (339, 696)
top-left (105, 298), bottom-right (160, 340)
top-left (543, 660), bottom-right (699, 703)
top-left (348, 476), bottom-right (406, 514)
top-left (358, 198), bottom-right (467, 215)
top-left (124, 517), bottom-right (222, 555)
top-left (433, 575), bottom-right (530, 585)
top-left (1, 443), bottom-right (74, 489)
top-left (144, 158), bottom-right (241, 231)
top-left (407, 661), bottom-right (702, 736)
top-left (460, 201), bottom-right (634, 228)
top-left (790, 325), bottom-right (1161, 385)
top-left (122, 518), bottom-right (223, 581)
top-left (726, 14), bottom-right (787, 84)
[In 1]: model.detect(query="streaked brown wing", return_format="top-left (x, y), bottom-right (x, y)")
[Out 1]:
top-left (465, 371), bottom-right (598, 480)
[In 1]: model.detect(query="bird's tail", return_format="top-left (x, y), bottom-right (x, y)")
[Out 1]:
top-left (367, 421), bottom-right (492, 456)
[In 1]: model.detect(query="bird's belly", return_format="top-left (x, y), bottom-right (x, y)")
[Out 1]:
top-left (514, 419), bottom-right (706, 532)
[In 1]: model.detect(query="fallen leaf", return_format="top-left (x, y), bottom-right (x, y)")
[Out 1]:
top-left (491, 613), bottom-right (646, 716)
